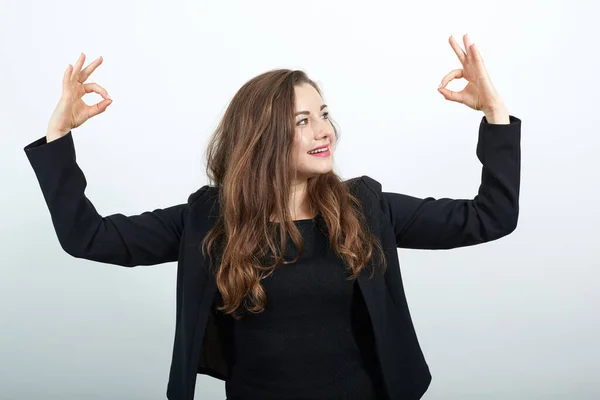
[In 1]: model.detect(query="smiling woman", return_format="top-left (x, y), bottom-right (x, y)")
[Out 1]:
top-left (24, 33), bottom-right (521, 400)
top-left (292, 84), bottom-right (335, 181)
top-left (201, 69), bottom-right (386, 320)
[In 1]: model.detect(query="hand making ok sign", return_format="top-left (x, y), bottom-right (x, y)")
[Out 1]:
top-left (438, 34), bottom-right (506, 115)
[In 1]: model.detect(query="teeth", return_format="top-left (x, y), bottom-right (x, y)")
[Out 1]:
top-left (308, 147), bottom-right (328, 154)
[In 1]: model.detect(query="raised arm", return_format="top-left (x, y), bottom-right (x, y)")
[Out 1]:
top-left (369, 34), bottom-right (522, 249)
top-left (24, 131), bottom-right (205, 266)
top-left (378, 115), bottom-right (521, 250)
top-left (24, 52), bottom-right (206, 266)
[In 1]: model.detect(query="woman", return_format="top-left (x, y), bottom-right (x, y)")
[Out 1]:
top-left (24, 34), bottom-right (521, 400)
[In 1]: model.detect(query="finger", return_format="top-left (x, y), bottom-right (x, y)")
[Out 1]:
top-left (470, 43), bottom-right (483, 64)
top-left (62, 64), bottom-right (73, 93)
top-left (71, 53), bottom-right (86, 83)
top-left (86, 98), bottom-right (113, 119)
top-left (437, 87), bottom-right (463, 103)
top-left (83, 82), bottom-right (111, 100)
top-left (463, 34), bottom-right (473, 57)
top-left (79, 56), bottom-right (103, 83)
top-left (439, 68), bottom-right (463, 89)
top-left (448, 36), bottom-right (466, 64)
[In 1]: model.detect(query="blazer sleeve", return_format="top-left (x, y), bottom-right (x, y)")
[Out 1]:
top-left (24, 132), bottom-right (206, 267)
top-left (367, 115), bottom-right (521, 250)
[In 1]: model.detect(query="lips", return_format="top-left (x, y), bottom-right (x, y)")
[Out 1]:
top-left (307, 144), bottom-right (329, 154)
top-left (307, 147), bottom-right (331, 157)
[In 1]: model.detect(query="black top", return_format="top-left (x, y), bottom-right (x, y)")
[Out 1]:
top-left (223, 215), bottom-right (388, 400)
top-left (23, 115), bottom-right (520, 400)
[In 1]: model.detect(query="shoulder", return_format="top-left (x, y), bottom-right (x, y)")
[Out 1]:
top-left (345, 175), bottom-right (382, 199)
top-left (187, 184), bottom-right (220, 208)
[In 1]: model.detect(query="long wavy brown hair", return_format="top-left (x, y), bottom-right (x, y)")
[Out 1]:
top-left (202, 69), bottom-right (386, 319)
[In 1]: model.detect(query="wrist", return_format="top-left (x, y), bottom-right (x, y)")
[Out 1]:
top-left (46, 127), bottom-right (69, 143)
top-left (483, 104), bottom-right (510, 125)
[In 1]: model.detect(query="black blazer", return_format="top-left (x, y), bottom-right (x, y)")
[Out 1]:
top-left (24, 115), bottom-right (521, 400)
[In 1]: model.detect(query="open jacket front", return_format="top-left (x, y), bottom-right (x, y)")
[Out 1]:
top-left (24, 115), bottom-right (521, 399)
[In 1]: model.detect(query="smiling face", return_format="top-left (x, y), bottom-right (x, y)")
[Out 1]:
top-left (290, 83), bottom-right (336, 182)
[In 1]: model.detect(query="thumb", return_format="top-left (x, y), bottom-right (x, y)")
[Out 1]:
top-left (437, 87), bottom-right (463, 104)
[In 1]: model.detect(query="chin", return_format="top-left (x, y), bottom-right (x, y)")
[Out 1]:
top-left (302, 168), bottom-right (332, 179)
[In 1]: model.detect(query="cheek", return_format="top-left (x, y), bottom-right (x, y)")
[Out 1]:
top-left (290, 134), bottom-right (304, 165)
top-left (292, 130), bottom-right (310, 154)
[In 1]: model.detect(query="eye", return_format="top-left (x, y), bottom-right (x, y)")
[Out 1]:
top-left (296, 112), bottom-right (329, 126)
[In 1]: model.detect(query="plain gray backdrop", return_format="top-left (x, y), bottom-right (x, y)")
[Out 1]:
top-left (1, 0), bottom-right (599, 399)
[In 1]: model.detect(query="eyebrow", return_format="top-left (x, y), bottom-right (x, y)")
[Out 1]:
top-left (294, 104), bottom-right (328, 117)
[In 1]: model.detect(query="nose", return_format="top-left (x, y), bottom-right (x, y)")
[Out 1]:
top-left (315, 118), bottom-right (333, 141)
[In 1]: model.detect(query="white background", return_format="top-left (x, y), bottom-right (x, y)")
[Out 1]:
top-left (1, 0), bottom-right (599, 399)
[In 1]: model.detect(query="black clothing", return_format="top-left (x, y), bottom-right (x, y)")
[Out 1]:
top-left (225, 216), bottom-right (386, 399)
top-left (23, 115), bottom-right (521, 399)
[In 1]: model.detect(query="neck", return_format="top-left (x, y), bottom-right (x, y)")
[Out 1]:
top-left (270, 178), bottom-right (315, 222)
top-left (289, 179), bottom-right (314, 219)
